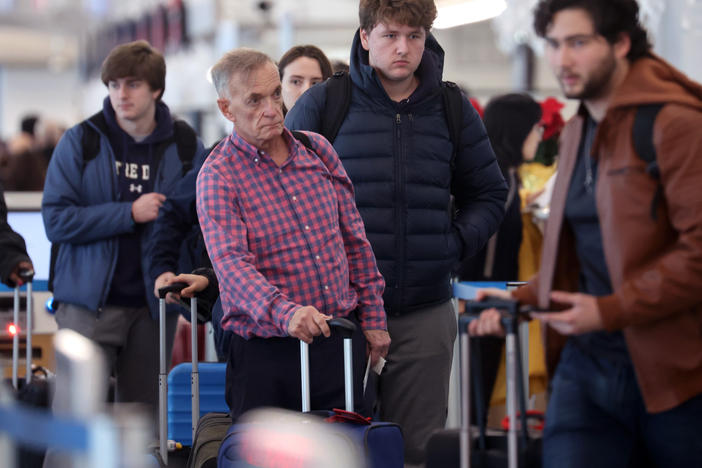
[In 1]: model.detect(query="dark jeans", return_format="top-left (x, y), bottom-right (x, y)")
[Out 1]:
top-left (225, 312), bottom-right (367, 421)
top-left (544, 341), bottom-right (702, 468)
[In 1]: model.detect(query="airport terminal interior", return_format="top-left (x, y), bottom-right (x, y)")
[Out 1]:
top-left (1, 0), bottom-right (701, 467)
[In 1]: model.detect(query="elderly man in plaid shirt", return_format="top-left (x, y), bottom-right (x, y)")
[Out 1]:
top-left (197, 48), bottom-right (390, 419)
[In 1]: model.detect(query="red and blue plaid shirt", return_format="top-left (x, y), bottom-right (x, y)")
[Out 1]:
top-left (196, 128), bottom-right (386, 339)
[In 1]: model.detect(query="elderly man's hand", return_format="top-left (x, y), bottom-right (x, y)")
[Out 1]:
top-left (364, 329), bottom-right (391, 367)
top-left (288, 306), bottom-right (332, 344)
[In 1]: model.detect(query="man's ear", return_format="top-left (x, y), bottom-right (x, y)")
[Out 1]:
top-left (217, 98), bottom-right (235, 123)
top-left (360, 28), bottom-right (371, 51)
top-left (614, 32), bottom-right (631, 61)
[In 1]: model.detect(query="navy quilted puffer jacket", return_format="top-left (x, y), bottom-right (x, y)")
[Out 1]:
top-left (286, 31), bottom-right (507, 315)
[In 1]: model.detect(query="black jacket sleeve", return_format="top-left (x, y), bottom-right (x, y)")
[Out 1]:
top-left (452, 97), bottom-right (508, 260)
top-left (0, 182), bottom-right (31, 287)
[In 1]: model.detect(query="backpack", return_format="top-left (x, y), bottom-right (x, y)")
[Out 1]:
top-left (632, 104), bottom-right (664, 221)
top-left (80, 111), bottom-right (198, 176)
top-left (319, 71), bottom-right (465, 178)
top-left (47, 114), bottom-right (199, 293)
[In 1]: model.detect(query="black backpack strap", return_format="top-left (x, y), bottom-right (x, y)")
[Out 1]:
top-left (291, 130), bottom-right (313, 152)
top-left (320, 71), bottom-right (352, 144)
top-left (172, 119), bottom-right (198, 176)
top-left (292, 130), bottom-right (337, 176)
top-left (441, 81), bottom-right (464, 173)
top-left (80, 111), bottom-right (107, 164)
top-left (632, 104), bottom-right (664, 220)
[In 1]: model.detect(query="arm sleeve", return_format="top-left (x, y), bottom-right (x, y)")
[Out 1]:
top-left (41, 127), bottom-right (135, 245)
top-left (598, 107), bottom-right (702, 330)
top-left (307, 133), bottom-right (387, 331)
top-left (284, 83), bottom-right (326, 133)
top-left (451, 98), bottom-right (508, 260)
top-left (0, 184), bottom-right (31, 286)
top-left (147, 144), bottom-right (209, 279)
top-left (196, 162), bottom-right (299, 338)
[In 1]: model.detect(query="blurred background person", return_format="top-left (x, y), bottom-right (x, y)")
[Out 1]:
top-left (457, 92), bottom-right (542, 426)
top-left (458, 93), bottom-right (542, 283)
top-left (278, 44), bottom-right (333, 114)
top-left (331, 59), bottom-right (350, 74)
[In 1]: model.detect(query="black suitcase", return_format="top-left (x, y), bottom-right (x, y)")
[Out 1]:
top-left (426, 298), bottom-right (542, 468)
top-left (186, 411), bottom-right (231, 468)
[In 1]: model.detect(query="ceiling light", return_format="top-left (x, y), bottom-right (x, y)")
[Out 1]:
top-left (434, 0), bottom-right (508, 29)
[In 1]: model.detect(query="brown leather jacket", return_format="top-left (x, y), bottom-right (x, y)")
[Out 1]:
top-left (513, 54), bottom-right (702, 413)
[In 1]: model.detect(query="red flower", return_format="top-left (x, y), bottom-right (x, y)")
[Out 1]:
top-left (540, 97), bottom-right (565, 140)
top-left (469, 97), bottom-right (484, 119)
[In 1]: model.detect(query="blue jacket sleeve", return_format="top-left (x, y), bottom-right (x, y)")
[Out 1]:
top-left (41, 126), bottom-right (135, 245)
top-left (451, 97), bottom-right (508, 260)
top-left (284, 83), bottom-right (327, 132)
top-left (146, 143), bottom-right (209, 280)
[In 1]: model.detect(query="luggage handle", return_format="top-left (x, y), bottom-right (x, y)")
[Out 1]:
top-left (157, 281), bottom-right (190, 299)
top-left (157, 280), bottom-right (200, 463)
top-left (17, 268), bottom-right (35, 283)
top-left (459, 300), bottom-right (531, 468)
top-left (12, 268), bottom-right (35, 391)
top-left (300, 317), bottom-right (357, 413)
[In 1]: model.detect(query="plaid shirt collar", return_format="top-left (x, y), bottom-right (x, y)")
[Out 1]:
top-left (228, 127), bottom-right (300, 166)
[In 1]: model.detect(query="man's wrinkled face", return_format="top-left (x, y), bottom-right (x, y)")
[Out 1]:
top-left (218, 62), bottom-right (285, 148)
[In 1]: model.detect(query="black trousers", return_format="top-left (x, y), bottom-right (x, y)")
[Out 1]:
top-left (225, 312), bottom-right (367, 421)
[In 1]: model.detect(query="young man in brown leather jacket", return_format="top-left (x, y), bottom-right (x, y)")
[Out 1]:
top-left (471, 1), bottom-right (702, 466)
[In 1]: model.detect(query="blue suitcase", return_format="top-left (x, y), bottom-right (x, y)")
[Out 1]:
top-left (156, 282), bottom-right (229, 466)
top-left (217, 318), bottom-right (404, 467)
top-left (167, 362), bottom-right (227, 446)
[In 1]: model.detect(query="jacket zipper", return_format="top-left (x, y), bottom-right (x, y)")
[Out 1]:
top-left (394, 113), bottom-right (405, 312)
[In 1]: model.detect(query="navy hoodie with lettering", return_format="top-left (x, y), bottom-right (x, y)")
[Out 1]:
top-left (102, 97), bottom-right (173, 307)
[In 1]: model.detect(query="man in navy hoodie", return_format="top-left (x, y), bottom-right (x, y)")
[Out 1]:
top-left (286, 0), bottom-right (507, 464)
top-left (42, 41), bottom-right (206, 415)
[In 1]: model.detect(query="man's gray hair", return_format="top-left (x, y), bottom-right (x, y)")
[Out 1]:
top-left (210, 48), bottom-right (275, 98)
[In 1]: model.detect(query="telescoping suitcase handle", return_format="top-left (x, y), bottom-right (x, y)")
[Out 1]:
top-left (300, 317), bottom-right (357, 413)
top-left (458, 298), bottom-right (529, 468)
top-left (12, 268), bottom-right (34, 391)
top-left (157, 281), bottom-right (200, 465)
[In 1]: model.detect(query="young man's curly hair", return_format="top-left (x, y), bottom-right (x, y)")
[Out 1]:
top-left (359, 0), bottom-right (437, 32)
